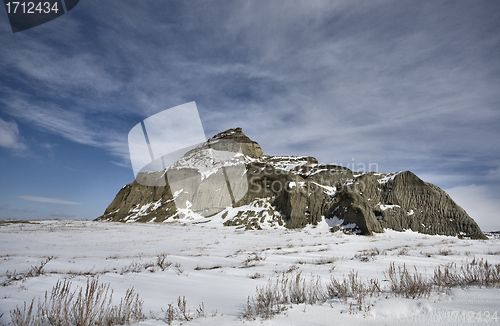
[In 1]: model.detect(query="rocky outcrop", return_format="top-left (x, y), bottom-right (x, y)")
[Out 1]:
top-left (96, 128), bottom-right (487, 239)
top-left (210, 127), bottom-right (264, 159)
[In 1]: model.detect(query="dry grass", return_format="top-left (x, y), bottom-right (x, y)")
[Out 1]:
top-left (173, 263), bottom-right (184, 275)
top-left (385, 259), bottom-right (500, 298)
top-left (194, 265), bottom-right (223, 271)
top-left (10, 278), bottom-right (144, 326)
top-left (157, 255), bottom-right (172, 271)
top-left (397, 248), bottom-right (410, 256)
top-left (244, 269), bottom-right (382, 319)
top-left (326, 271), bottom-right (381, 313)
top-left (241, 253), bottom-right (266, 268)
top-left (385, 262), bottom-right (431, 299)
top-left (158, 296), bottom-right (205, 325)
top-left (437, 249), bottom-right (455, 256)
top-left (249, 273), bottom-right (265, 279)
top-left (243, 272), bottom-right (325, 319)
top-left (273, 265), bottom-right (299, 274)
top-left (0, 220), bottom-right (39, 226)
top-left (433, 258), bottom-right (500, 290)
top-left (120, 261), bottom-right (150, 274)
top-left (120, 255), bottom-right (173, 274)
top-left (2, 257), bottom-right (54, 286)
top-left (243, 259), bottom-right (500, 320)
top-left (242, 281), bottom-right (285, 319)
top-left (355, 248), bottom-right (386, 262)
top-left (314, 257), bottom-right (336, 265)
top-left (66, 269), bottom-right (109, 277)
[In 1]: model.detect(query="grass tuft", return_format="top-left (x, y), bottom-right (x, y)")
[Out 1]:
top-left (158, 296), bottom-right (205, 325)
top-left (385, 263), bottom-right (431, 299)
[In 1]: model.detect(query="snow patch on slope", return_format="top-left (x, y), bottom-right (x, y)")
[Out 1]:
top-left (376, 172), bottom-right (402, 184)
top-left (210, 198), bottom-right (284, 229)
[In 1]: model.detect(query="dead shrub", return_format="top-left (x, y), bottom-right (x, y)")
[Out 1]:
top-left (120, 255), bottom-right (173, 275)
top-left (385, 262), bottom-right (431, 299)
top-left (242, 296), bottom-right (256, 320)
top-left (194, 265), bottom-right (222, 271)
top-left (249, 273), bottom-right (264, 279)
top-left (251, 278), bottom-right (286, 319)
top-left (165, 304), bottom-right (174, 325)
top-left (355, 248), bottom-right (385, 262)
top-left (177, 296), bottom-right (192, 321)
top-left (437, 249), bottom-right (454, 256)
top-left (433, 258), bottom-right (500, 290)
top-left (157, 255), bottom-right (172, 271)
top-left (159, 296), bottom-right (205, 325)
top-left (314, 257), bottom-right (336, 265)
top-left (397, 248), bottom-right (409, 256)
top-left (173, 263), bottom-right (184, 275)
top-left (242, 259), bottom-right (500, 320)
top-left (326, 271), bottom-right (381, 312)
top-left (2, 257), bottom-right (54, 286)
top-left (460, 258), bottom-right (500, 287)
top-left (120, 261), bottom-right (145, 274)
top-left (242, 253), bottom-right (266, 268)
top-left (243, 272), bottom-right (325, 320)
top-left (10, 278), bottom-right (144, 326)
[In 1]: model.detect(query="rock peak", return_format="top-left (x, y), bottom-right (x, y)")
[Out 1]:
top-left (210, 127), bottom-right (264, 158)
top-left (212, 127), bottom-right (245, 140)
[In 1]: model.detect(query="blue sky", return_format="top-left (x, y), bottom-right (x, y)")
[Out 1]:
top-left (0, 0), bottom-right (499, 230)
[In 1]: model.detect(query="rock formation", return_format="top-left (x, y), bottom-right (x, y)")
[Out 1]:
top-left (96, 128), bottom-right (487, 239)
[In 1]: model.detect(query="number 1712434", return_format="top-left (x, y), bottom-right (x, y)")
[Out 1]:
top-left (5, 2), bottom-right (59, 14)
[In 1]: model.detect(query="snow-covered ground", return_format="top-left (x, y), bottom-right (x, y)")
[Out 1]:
top-left (1, 219), bottom-right (499, 325)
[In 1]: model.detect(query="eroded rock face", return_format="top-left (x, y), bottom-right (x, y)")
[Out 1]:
top-left (96, 128), bottom-right (487, 239)
top-left (211, 127), bottom-right (264, 159)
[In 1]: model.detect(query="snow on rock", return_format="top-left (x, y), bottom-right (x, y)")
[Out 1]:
top-left (96, 128), bottom-right (487, 240)
top-left (210, 198), bottom-right (284, 230)
top-left (379, 204), bottom-right (401, 211)
top-left (376, 171), bottom-right (402, 184)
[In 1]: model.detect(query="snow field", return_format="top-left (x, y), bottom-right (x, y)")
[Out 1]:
top-left (0, 219), bottom-right (499, 325)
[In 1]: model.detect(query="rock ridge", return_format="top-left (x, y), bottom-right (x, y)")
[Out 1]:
top-left (96, 128), bottom-right (487, 239)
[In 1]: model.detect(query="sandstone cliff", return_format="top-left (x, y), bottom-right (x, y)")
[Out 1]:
top-left (96, 128), bottom-right (487, 239)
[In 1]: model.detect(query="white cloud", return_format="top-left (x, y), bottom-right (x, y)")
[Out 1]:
top-left (19, 196), bottom-right (81, 205)
top-left (2, 97), bottom-right (131, 165)
top-left (0, 0), bottom-right (499, 177)
top-left (446, 184), bottom-right (500, 232)
top-left (0, 118), bottom-right (27, 152)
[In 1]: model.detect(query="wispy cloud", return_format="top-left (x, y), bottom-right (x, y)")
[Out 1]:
top-left (19, 196), bottom-right (81, 205)
top-left (1, 96), bottom-right (131, 164)
top-left (0, 0), bottom-right (499, 182)
top-left (0, 117), bottom-right (27, 152)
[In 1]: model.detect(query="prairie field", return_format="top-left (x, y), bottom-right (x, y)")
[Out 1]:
top-left (0, 219), bottom-right (499, 325)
